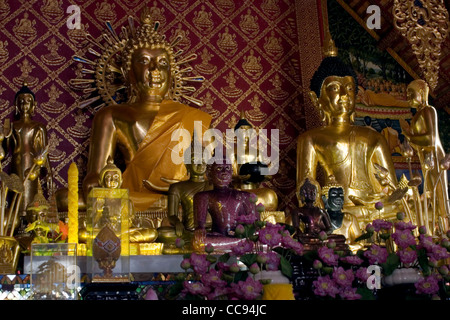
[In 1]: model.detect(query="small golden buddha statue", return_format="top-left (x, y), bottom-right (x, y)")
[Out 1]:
top-left (82, 7), bottom-right (212, 212)
top-left (6, 82), bottom-right (52, 224)
top-left (400, 79), bottom-right (449, 235)
top-left (296, 37), bottom-right (401, 228)
top-left (156, 146), bottom-right (212, 252)
top-left (321, 175), bottom-right (363, 253)
top-left (80, 157), bottom-right (158, 244)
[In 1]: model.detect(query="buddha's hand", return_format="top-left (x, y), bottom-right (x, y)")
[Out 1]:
top-left (399, 119), bottom-right (410, 137)
top-left (175, 221), bottom-right (185, 237)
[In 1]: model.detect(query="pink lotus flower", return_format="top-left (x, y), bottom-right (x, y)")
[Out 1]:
top-left (397, 247), bottom-right (418, 264)
top-left (201, 269), bottom-right (227, 288)
top-left (415, 275), bottom-right (440, 295)
top-left (394, 221), bottom-right (416, 231)
top-left (180, 258), bottom-right (191, 270)
top-left (340, 255), bottom-right (363, 266)
top-left (355, 267), bottom-right (369, 282)
top-left (318, 246), bottom-right (339, 266)
top-left (332, 267), bottom-right (354, 287)
top-left (339, 286), bottom-right (362, 300)
top-left (428, 244), bottom-right (450, 261)
top-left (183, 281), bottom-right (211, 296)
top-left (189, 253), bottom-right (211, 274)
top-left (207, 287), bottom-right (231, 300)
top-left (281, 234), bottom-right (304, 255)
top-left (418, 234), bottom-right (435, 251)
top-left (233, 276), bottom-right (263, 300)
top-left (392, 229), bottom-right (416, 249)
top-left (364, 245), bottom-right (388, 264)
top-left (372, 219), bottom-right (392, 232)
top-left (258, 223), bottom-right (283, 247)
top-left (313, 275), bottom-right (340, 298)
top-left (236, 213), bottom-right (258, 225)
top-left (231, 239), bottom-right (254, 256)
top-left (263, 251), bottom-right (281, 271)
top-left (235, 224), bottom-right (245, 235)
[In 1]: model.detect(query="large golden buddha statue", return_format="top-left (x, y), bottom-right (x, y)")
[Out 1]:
top-left (296, 39), bottom-right (401, 226)
top-left (82, 8), bottom-right (212, 212)
top-left (400, 79), bottom-right (449, 235)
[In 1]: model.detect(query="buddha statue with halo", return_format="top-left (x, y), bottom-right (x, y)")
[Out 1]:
top-left (296, 35), bottom-right (402, 228)
top-left (82, 7), bottom-right (212, 212)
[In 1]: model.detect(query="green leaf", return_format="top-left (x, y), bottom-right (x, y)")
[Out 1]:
top-left (417, 248), bottom-right (430, 275)
top-left (279, 223), bottom-right (296, 235)
top-left (218, 253), bottom-right (230, 263)
top-left (355, 232), bottom-right (373, 242)
top-left (239, 253), bottom-right (257, 267)
top-left (280, 255), bottom-right (293, 278)
top-left (380, 253), bottom-right (400, 276)
top-left (356, 287), bottom-right (376, 300)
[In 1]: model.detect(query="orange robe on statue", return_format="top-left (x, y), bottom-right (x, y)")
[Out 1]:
top-left (122, 100), bottom-right (212, 212)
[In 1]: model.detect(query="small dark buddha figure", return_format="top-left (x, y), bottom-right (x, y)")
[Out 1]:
top-left (321, 175), bottom-right (363, 252)
top-left (291, 177), bottom-right (332, 236)
top-left (193, 161), bottom-right (259, 252)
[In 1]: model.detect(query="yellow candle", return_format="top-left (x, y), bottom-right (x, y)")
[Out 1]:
top-left (68, 162), bottom-right (78, 244)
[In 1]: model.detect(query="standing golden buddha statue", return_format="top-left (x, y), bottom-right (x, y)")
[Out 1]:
top-left (6, 83), bottom-right (52, 225)
top-left (400, 79), bottom-right (449, 235)
top-left (82, 8), bottom-right (212, 212)
top-left (296, 38), bottom-right (402, 228)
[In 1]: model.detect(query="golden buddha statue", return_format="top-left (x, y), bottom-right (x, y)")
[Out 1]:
top-left (82, 8), bottom-right (212, 212)
top-left (6, 83), bottom-right (52, 224)
top-left (296, 38), bottom-right (401, 228)
top-left (80, 157), bottom-right (158, 244)
top-left (156, 145), bottom-right (212, 251)
top-left (231, 111), bottom-right (279, 213)
top-left (321, 175), bottom-right (363, 253)
top-left (400, 79), bottom-right (449, 235)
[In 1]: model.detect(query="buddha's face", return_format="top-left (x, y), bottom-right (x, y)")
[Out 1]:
top-left (15, 93), bottom-right (35, 116)
top-left (190, 162), bottom-right (207, 176)
top-left (300, 182), bottom-right (316, 203)
top-left (319, 76), bottom-right (355, 119)
top-left (102, 170), bottom-right (122, 189)
top-left (327, 187), bottom-right (344, 211)
top-left (131, 47), bottom-right (171, 101)
top-left (209, 163), bottom-right (232, 188)
top-left (406, 81), bottom-right (427, 109)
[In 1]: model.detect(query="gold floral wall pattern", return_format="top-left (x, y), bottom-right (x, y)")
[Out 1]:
top-left (0, 0), bottom-right (324, 212)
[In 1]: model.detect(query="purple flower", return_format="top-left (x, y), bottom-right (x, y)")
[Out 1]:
top-left (372, 219), bottom-right (392, 232)
top-left (415, 275), bottom-right (440, 295)
top-left (231, 239), bottom-right (254, 256)
top-left (313, 260), bottom-right (323, 269)
top-left (256, 203), bottom-right (265, 213)
top-left (175, 238), bottom-right (185, 248)
top-left (397, 248), bottom-right (418, 264)
top-left (281, 235), bottom-right (304, 255)
top-left (249, 193), bottom-right (258, 203)
top-left (418, 234), bottom-right (435, 251)
top-left (183, 281), bottom-right (210, 296)
top-left (332, 267), bottom-right (354, 287)
top-left (392, 229), bottom-right (416, 249)
top-left (318, 231), bottom-right (328, 241)
top-left (249, 263), bottom-right (260, 275)
top-left (318, 246), bottom-right (339, 266)
top-left (366, 223), bottom-right (375, 233)
top-left (258, 223), bottom-right (283, 247)
top-left (207, 287), bottom-right (231, 300)
top-left (205, 243), bottom-right (214, 254)
top-left (235, 224), bottom-right (245, 235)
top-left (394, 221), bottom-right (416, 231)
top-left (233, 276), bottom-right (263, 300)
top-left (189, 253), bottom-right (211, 274)
top-left (340, 255), bottom-right (363, 266)
top-left (339, 286), bottom-right (362, 300)
top-left (313, 275), bottom-right (340, 298)
top-left (264, 251), bottom-right (281, 271)
top-left (229, 263), bottom-right (240, 273)
top-left (355, 267), bottom-right (369, 282)
top-left (236, 213), bottom-right (258, 225)
top-left (418, 226), bottom-right (427, 234)
top-left (428, 244), bottom-right (450, 261)
top-left (364, 245), bottom-right (388, 264)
